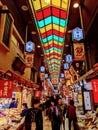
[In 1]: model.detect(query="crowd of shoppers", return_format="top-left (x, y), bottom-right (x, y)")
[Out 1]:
top-left (23, 95), bottom-right (77, 130)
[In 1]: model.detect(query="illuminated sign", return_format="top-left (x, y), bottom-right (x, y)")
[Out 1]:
top-left (40, 66), bottom-right (45, 72)
top-left (25, 41), bottom-right (35, 53)
top-left (66, 54), bottom-right (73, 63)
top-left (64, 63), bottom-right (70, 69)
top-left (72, 27), bottom-right (83, 41)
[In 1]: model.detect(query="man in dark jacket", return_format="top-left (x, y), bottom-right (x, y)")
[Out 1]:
top-left (9, 98), bottom-right (17, 108)
top-left (24, 99), bottom-right (43, 130)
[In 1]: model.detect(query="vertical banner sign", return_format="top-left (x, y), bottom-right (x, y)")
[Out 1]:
top-left (64, 70), bottom-right (71, 79)
top-left (25, 53), bottom-right (34, 68)
top-left (91, 79), bottom-right (98, 103)
top-left (73, 43), bottom-right (85, 61)
top-left (0, 79), bottom-right (13, 98)
top-left (83, 91), bottom-right (91, 110)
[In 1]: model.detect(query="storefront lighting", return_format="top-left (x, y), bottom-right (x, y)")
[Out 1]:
top-left (73, 3), bottom-right (79, 8)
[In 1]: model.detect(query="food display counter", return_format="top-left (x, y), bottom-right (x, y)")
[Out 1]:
top-left (0, 108), bottom-right (25, 130)
top-left (77, 110), bottom-right (98, 130)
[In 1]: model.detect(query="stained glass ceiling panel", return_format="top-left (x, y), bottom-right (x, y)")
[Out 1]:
top-left (29, 0), bottom-right (70, 82)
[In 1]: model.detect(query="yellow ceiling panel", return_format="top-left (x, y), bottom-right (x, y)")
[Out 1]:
top-left (54, 41), bottom-right (63, 46)
top-left (40, 28), bottom-right (46, 34)
top-left (46, 24), bottom-right (52, 31)
top-left (53, 24), bottom-right (59, 30)
top-left (32, 0), bottom-right (41, 11)
top-left (48, 41), bottom-right (53, 45)
top-left (60, 26), bottom-right (66, 33)
top-left (41, 0), bottom-right (50, 8)
top-left (52, 0), bottom-right (60, 7)
top-left (61, 0), bottom-right (70, 10)
top-left (43, 42), bottom-right (48, 47)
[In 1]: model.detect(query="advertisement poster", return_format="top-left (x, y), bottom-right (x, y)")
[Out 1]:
top-left (73, 43), bottom-right (85, 61)
top-left (0, 79), bottom-right (13, 98)
top-left (83, 91), bottom-right (91, 110)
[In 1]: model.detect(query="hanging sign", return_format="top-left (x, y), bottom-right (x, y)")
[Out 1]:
top-left (64, 63), bottom-right (70, 70)
top-left (73, 43), bottom-right (85, 61)
top-left (51, 78), bottom-right (58, 84)
top-left (40, 66), bottom-right (45, 72)
top-left (25, 41), bottom-right (35, 53)
top-left (61, 73), bottom-right (64, 78)
top-left (66, 54), bottom-right (73, 63)
top-left (25, 53), bottom-right (34, 68)
top-left (0, 79), bottom-right (13, 98)
top-left (83, 91), bottom-right (91, 110)
top-left (91, 79), bottom-right (98, 103)
top-left (64, 70), bottom-right (71, 79)
top-left (45, 73), bottom-right (48, 78)
top-left (72, 27), bottom-right (83, 41)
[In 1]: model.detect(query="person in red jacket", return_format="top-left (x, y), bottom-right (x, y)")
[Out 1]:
top-left (67, 99), bottom-right (77, 130)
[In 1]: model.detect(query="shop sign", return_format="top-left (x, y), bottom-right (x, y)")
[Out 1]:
top-left (91, 79), bottom-right (98, 103)
top-left (25, 41), bottom-right (35, 53)
top-left (72, 27), bottom-right (83, 41)
top-left (64, 70), bottom-right (71, 79)
top-left (66, 54), bottom-right (73, 63)
top-left (64, 63), bottom-right (70, 70)
top-left (83, 91), bottom-right (91, 110)
top-left (51, 78), bottom-right (58, 84)
top-left (73, 43), bottom-right (85, 61)
top-left (0, 79), bottom-right (13, 98)
top-left (25, 53), bottom-right (34, 68)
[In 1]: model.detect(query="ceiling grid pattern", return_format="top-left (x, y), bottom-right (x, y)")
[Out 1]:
top-left (28, 0), bottom-right (70, 81)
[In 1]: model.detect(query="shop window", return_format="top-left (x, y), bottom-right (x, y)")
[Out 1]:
top-left (0, 4), bottom-right (13, 50)
top-left (2, 14), bottom-right (11, 47)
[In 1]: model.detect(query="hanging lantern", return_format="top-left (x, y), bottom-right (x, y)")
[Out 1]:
top-left (25, 41), bottom-right (35, 53)
top-left (72, 27), bottom-right (83, 41)
top-left (66, 54), bottom-right (73, 63)
top-left (40, 66), bottom-right (45, 72)
top-left (64, 63), bottom-right (70, 70)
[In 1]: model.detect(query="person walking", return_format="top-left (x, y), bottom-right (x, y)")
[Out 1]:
top-left (57, 97), bottom-right (66, 130)
top-left (67, 99), bottom-right (77, 130)
top-left (49, 98), bottom-right (60, 130)
top-left (24, 99), bottom-right (43, 130)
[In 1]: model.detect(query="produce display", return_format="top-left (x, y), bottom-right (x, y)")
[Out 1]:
top-left (0, 108), bottom-right (24, 130)
top-left (77, 110), bottom-right (98, 130)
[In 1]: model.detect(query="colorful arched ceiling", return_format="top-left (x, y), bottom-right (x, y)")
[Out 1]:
top-left (28, 0), bottom-right (70, 82)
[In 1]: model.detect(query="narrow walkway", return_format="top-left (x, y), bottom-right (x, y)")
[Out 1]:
top-left (43, 115), bottom-right (74, 130)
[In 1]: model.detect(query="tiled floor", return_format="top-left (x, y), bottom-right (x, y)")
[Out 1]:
top-left (43, 115), bottom-right (74, 130)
